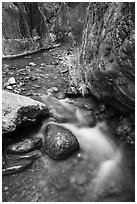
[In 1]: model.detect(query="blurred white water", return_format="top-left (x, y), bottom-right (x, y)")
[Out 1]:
top-left (49, 121), bottom-right (132, 199)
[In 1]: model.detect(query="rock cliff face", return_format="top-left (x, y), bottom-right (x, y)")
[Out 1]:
top-left (2, 2), bottom-right (51, 57)
top-left (70, 2), bottom-right (135, 112)
top-left (2, 3), bottom-right (65, 57)
top-left (3, 2), bottom-right (135, 112)
top-left (2, 2), bottom-right (87, 57)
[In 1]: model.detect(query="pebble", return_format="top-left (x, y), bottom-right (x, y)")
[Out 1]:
top-left (32, 85), bottom-right (41, 89)
top-left (41, 63), bottom-right (45, 66)
top-left (25, 92), bottom-right (33, 96)
top-left (47, 91), bottom-right (53, 96)
top-left (48, 87), bottom-right (58, 93)
top-left (19, 82), bottom-right (25, 86)
top-left (20, 88), bottom-right (27, 91)
top-left (39, 74), bottom-right (45, 77)
top-left (3, 64), bottom-right (10, 67)
top-left (31, 76), bottom-right (38, 81)
top-left (24, 76), bottom-right (30, 80)
top-left (33, 93), bottom-right (41, 96)
top-left (24, 56), bottom-right (31, 59)
top-left (25, 66), bottom-right (31, 69)
top-left (83, 104), bottom-right (93, 110)
top-left (3, 187), bottom-right (8, 191)
top-left (3, 82), bottom-right (9, 87)
top-left (76, 174), bottom-right (87, 185)
top-left (14, 90), bottom-right (20, 94)
top-left (54, 61), bottom-right (59, 65)
top-left (2, 160), bottom-right (33, 176)
top-left (8, 77), bottom-right (16, 85)
top-left (52, 87), bottom-right (58, 92)
top-left (6, 85), bottom-right (13, 90)
top-left (29, 62), bottom-right (36, 66)
top-left (47, 88), bottom-right (53, 93)
top-left (11, 66), bottom-right (16, 70)
top-left (32, 87), bottom-right (37, 90)
top-left (20, 72), bottom-right (28, 76)
top-left (50, 61), bottom-right (55, 65)
top-left (70, 176), bottom-right (76, 183)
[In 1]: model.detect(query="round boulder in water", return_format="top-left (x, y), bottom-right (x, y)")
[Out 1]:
top-left (44, 124), bottom-right (79, 160)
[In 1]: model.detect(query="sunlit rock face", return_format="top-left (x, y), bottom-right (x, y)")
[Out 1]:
top-left (2, 2), bottom-right (53, 57)
top-left (2, 90), bottom-right (49, 134)
top-left (72, 2), bottom-right (135, 112)
top-left (2, 2), bottom-right (69, 58)
top-left (2, 2), bottom-right (88, 58)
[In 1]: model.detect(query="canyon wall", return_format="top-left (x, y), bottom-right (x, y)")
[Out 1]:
top-left (2, 2), bottom-right (87, 58)
top-left (70, 2), bottom-right (135, 112)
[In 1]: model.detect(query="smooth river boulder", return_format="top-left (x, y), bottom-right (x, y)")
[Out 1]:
top-left (43, 123), bottom-right (79, 160)
top-left (2, 90), bottom-right (49, 134)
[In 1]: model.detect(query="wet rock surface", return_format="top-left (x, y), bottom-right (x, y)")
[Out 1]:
top-left (115, 117), bottom-right (135, 145)
top-left (65, 86), bottom-right (80, 97)
top-left (2, 90), bottom-right (49, 134)
top-left (2, 45), bottom-right (135, 202)
top-left (2, 46), bottom-right (70, 100)
top-left (69, 2), bottom-right (135, 112)
top-left (2, 136), bottom-right (135, 202)
top-left (39, 95), bottom-right (77, 123)
top-left (43, 123), bottom-right (79, 159)
top-left (2, 2), bottom-right (53, 57)
top-left (2, 2), bottom-right (87, 57)
top-left (2, 23), bottom-right (135, 203)
top-left (7, 138), bottom-right (43, 154)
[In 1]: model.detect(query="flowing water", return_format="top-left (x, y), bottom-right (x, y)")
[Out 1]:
top-left (40, 121), bottom-right (135, 202)
top-left (2, 47), bottom-right (135, 202)
top-left (2, 118), bottom-right (135, 202)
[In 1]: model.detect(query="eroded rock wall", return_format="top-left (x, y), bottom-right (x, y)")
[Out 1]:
top-left (70, 2), bottom-right (135, 112)
top-left (2, 2), bottom-right (87, 57)
top-left (2, 2), bottom-right (52, 57)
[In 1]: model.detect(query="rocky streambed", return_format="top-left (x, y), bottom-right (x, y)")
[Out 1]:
top-left (2, 47), bottom-right (135, 202)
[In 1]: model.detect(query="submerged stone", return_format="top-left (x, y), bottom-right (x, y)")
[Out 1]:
top-left (115, 117), bottom-right (132, 136)
top-left (7, 138), bottom-right (43, 154)
top-left (43, 123), bottom-right (79, 160)
top-left (2, 159), bottom-right (33, 176)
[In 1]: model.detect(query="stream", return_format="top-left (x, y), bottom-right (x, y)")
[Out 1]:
top-left (2, 46), bottom-right (135, 202)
